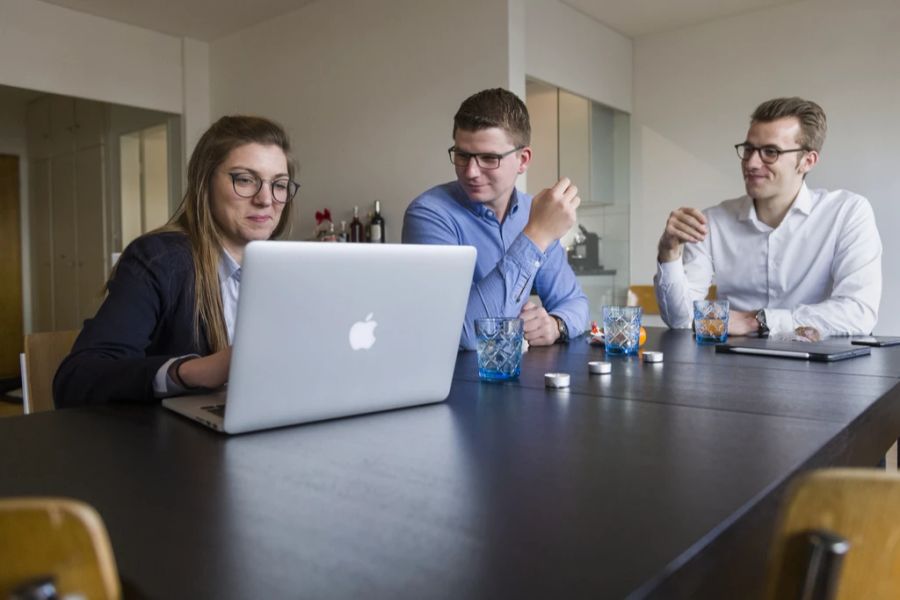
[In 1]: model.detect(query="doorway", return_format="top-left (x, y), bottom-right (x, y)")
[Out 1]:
top-left (0, 154), bottom-right (22, 381)
top-left (21, 91), bottom-right (181, 332)
top-left (120, 124), bottom-right (171, 249)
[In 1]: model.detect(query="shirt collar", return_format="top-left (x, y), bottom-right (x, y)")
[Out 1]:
top-left (509, 188), bottom-right (521, 215)
top-left (737, 196), bottom-right (755, 223)
top-left (218, 248), bottom-right (241, 283)
top-left (452, 181), bottom-right (521, 220)
top-left (790, 182), bottom-right (813, 216)
top-left (738, 182), bottom-right (813, 224)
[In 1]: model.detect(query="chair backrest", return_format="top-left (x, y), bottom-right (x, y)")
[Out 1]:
top-left (626, 285), bottom-right (659, 315)
top-left (0, 497), bottom-right (121, 599)
top-left (626, 285), bottom-right (719, 316)
top-left (766, 469), bottom-right (900, 599)
top-left (23, 330), bottom-right (79, 413)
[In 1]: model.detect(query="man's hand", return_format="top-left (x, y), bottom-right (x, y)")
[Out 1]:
top-left (728, 310), bottom-right (758, 336)
top-left (519, 302), bottom-right (560, 346)
top-left (658, 207), bottom-right (708, 263)
top-left (523, 177), bottom-right (581, 252)
top-left (176, 346), bottom-right (232, 389)
top-left (794, 326), bottom-right (821, 342)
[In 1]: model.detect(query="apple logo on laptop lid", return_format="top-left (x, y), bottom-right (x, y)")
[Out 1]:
top-left (349, 313), bottom-right (378, 350)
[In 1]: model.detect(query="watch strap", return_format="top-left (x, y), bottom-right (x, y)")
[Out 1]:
top-left (552, 315), bottom-right (569, 343)
top-left (755, 309), bottom-right (770, 337)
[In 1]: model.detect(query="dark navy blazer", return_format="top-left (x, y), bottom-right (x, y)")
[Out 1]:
top-left (53, 232), bottom-right (210, 408)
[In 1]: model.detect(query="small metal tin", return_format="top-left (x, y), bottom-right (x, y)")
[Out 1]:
top-left (588, 361), bottom-right (612, 374)
top-left (544, 372), bottom-right (571, 388)
top-left (642, 351), bottom-right (664, 363)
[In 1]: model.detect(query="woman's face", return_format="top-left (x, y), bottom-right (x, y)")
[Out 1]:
top-left (210, 142), bottom-right (289, 263)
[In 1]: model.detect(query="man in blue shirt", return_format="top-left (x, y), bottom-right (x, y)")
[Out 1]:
top-left (402, 88), bottom-right (589, 350)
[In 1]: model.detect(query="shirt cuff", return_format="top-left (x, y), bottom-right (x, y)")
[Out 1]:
top-left (153, 355), bottom-right (200, 398)
top-left (656, 259), bottom-right (685, 285)
top-left (764, 308), bottom-right (794, 337)
top-left (508, 232), bottom-right (548, 272)
top-left (505, 233), bottom-right (550, 303)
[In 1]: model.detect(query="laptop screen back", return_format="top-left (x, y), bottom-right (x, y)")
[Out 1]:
top-left (222, 241), bottom-right (475, 433)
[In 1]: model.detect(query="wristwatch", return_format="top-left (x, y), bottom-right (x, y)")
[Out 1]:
top-left (755, 309), bottom-right (770, 337)
top-left (552, 315), bottom-right (569, 343)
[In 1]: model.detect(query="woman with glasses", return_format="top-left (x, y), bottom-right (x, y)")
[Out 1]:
top-left (54, 115), bottom-right (300, 407)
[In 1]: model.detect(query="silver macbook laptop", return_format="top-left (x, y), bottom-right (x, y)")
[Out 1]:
top-left (163, 241), bottom-right (476, 434)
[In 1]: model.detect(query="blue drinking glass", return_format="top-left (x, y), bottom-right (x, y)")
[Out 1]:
top-left (475, 318), bottom-right (524, 381)
top-left (602, 306), bottom-right (642, 356)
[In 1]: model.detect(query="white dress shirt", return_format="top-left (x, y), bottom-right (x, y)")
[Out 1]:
top-left (153, 249), bottom-right (241, 396)
top-left (654, 184), bottom-right (882, 337)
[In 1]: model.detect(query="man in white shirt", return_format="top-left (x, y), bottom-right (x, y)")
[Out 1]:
top-left (654, 97), bottom-right (882, 338)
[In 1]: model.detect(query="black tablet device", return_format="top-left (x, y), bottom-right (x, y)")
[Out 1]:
top-left (850, 336), bottom-right (900, 347)
top-left (715, 339), bottom-right (871, 361)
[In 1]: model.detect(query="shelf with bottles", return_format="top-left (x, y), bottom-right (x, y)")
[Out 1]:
top-left (310, 201), bottom-right (388, 243)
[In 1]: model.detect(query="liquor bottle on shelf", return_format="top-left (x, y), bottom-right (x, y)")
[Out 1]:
top-left (349, 206), bottom-right (364, 243)
top-left (338, 220), bottom-right (348, 242)
top-left (369, 200), bottom-right (386, 243)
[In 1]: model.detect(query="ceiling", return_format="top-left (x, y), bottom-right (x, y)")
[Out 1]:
top-left (38, 0), bottom-right (807, 41)
top-left (39, 0), bottom-right (319, 41)
top-left (560, 0), bottom-right (806, 37)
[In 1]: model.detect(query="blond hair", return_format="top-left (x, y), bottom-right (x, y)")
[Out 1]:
top-left (751, 97), bottom-right (827, 153)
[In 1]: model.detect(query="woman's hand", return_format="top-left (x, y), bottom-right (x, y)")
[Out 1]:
top-left (177, 347), bottom-right (232, 389)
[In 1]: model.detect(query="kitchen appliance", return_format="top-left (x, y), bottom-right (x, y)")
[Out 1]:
top-left (567, 225), bottom-right (602, 272)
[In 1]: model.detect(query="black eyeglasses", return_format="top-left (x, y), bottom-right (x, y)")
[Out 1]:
top-left (448, 146), bottom-right (524, 170)
top-left (734, 142), bottom-right (808, 165)
top-left (227, 172), bottom-right (300, 204)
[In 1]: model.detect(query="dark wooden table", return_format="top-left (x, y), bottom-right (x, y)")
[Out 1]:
top-left (1, 329), bottom-right (898, 599)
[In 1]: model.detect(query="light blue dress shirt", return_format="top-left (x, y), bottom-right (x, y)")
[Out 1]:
top-left (402, 181), bottom-right (589, 349)
top-left (218, 249), bottom-right (242, 344)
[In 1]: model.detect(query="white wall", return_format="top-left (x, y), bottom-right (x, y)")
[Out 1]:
top-left (1, 0), bottom-right (210, 190)
top-left (182, 38), bottom-right (211, 163)
top-left (211, 0), bottom-right (515, 242)
top-left (632, 0), bottom-right (900, 333)
top-left (524, 0), bottom-right (632, 114)
top-left (208, 0), bottom-right (632, 242)
top-left (0, 0), bottom-right (186, 114)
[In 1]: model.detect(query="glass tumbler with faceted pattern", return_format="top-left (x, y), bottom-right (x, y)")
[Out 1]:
top-left (693, 300), bottom-right (730, 344)
top-left (475, 318), bottom-right (524, 381)
top-left (602, 306), bottom-right (642, 356)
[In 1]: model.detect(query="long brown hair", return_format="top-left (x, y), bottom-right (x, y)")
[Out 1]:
top-left (162, 115), bottom-right (296, 351)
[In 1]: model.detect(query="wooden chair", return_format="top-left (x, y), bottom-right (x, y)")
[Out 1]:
top-left (23, 330), bottom-right (79, 413)
top-left (626, 285), bottom-right (660, 314)
top-left (0, 497), bottom-right (121, 599)
top-left (626, 285), bottom-right (718, 315)
top-left (766, 469), bottom-right (900, 600)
